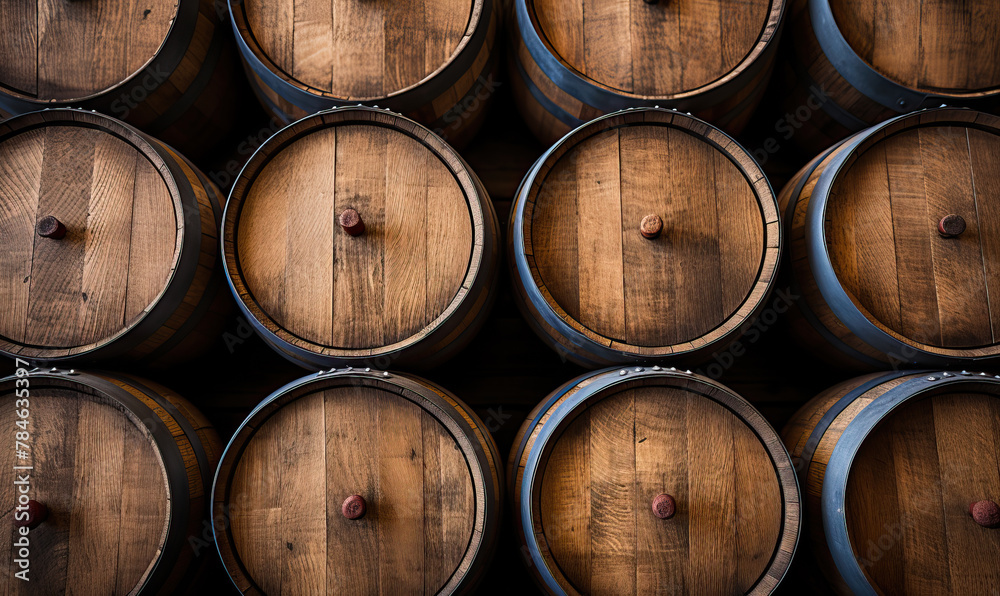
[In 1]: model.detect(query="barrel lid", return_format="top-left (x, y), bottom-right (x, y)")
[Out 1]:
top-left (214, 371), bottom-right (493, 594)
top-left (0, 373), bottom-right (171, 593)
top-left (0, 110), bottom-right (183, 361)
top-left (829, 0), bottom-right (1000, 96)
top-left (844, 387), bottom-right (1000, 593)
top-left (0, 0), bottom-right (179, 101)
top-left (522, 0), bottom-right (781, 97)
top-left (233, 0), bottom-right (484, 101)
top-left (823, 109), bottom-right (1000, 356)
top-left (224, 108), bottom-right (485, 360)
top-left (517, 109), bottom-right (779, 358)
top-left (520, 369), bottom-right (798, 593)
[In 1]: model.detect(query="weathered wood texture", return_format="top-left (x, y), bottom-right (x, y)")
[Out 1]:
top-left (0, 369), bottom-right (221, 595)
top-left (779, 108), bottom-right (1000, 368)
top-left (779, 0), bottom-right (1000, 153)
top-left (782, 371), bottom-right (1000, 595)
top-left (509, 108), bottom-right (780, 367)
top-left (213, 370), bottom-right (503, 595)
top-left (0, 109), bottom-right (230, 367)
top-left (509, 368), bottom-right (800, 595)
top-left (230, 0), bottom-right (499, 147)
top-left (223, 107), bottom-right (500, 370)
top-left (0, 0), bottom-right (240, 160)
top-left (508, 0), bottom-right (786, 144)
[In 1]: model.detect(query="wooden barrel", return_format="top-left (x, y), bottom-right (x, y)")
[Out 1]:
top-left (779, 107), bottom-right (1000, 369)
top-left (508, 366), bottom-right (801, 594)
top-left (508, 0), bottom-right (787, 145)
top-left (781, 0), bottom-right (1000, 153)
top-left (212, 368), bottom-right (503, 595)
top-left (0, 367), bottom-right (221, 595)
top-left (0, 109), bottom-right (230, 368)
top-left (0, 0), bottom-right (238, 161)
top-left (228, 0), bottom-right (499, 148)
top-left (222, 106), bottom-right (500, 370)
top-left (783, 370), bottom-right (1000, 595)
top-left (509, 108), bottom-right (781, 368)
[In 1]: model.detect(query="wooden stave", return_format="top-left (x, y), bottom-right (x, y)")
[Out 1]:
top-left (507, 366), bottom-right (802, 595)
top-left (228, 0), bottom-right (499, 149)
top-left (0, 108), bottom-right (230, 368)
top-left (210, 368), bottom-right (504, 595)
top-left (781, 0), bottom-right (1000, 154)
top-left (0, 368), bottom-right (222, 595)
top-left (779, 107), bottom-right (1000, 369)
top-left (508, 107), bottom-right (782, 368)
top-left (781, 369), bottom-right (1000, 596)
top-left (506, 0), bottom-right (787, 146)
top-left (221, 106), bottom-right (501, 371)
top-left (0, 0), bottom-right (239, 161)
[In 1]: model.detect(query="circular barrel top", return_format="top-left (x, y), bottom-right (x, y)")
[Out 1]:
top-left (843, 383), bottom-right (1000, 594)
top-left (214, 371), bottom-right (496, 594)
top-left (0, 110), bottom-right (182, 361)
top-left (224, 108), bottom-right (486, 359)
top-left (515, 368), bottom-right (799, 594)
top-left (829, 0), bottom-right (1000, 96)
top-left (822, 109), bottom-right (1000, 356)
top-left (234, 0), bottom-right (484, 100)
top-left (523, 0), bottom-right (782, 97)
top-left (0, 373), bottom-right (170, 593)
top-left (517, 109), bottom-right (779, 357)
top-left (0, 0), bottom-right (177, 101)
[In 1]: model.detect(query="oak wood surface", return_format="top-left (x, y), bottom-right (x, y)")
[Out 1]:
top-left (0, 124), bottom-right (178, 352)
top-left (530, 0), bottom-right (772, 94)
top-left (243, 0), bottom-right (476, 99)
top-left (0, 0), bottom-right (176, 100)
top-left (829, 0), bottom-right (1000, 94)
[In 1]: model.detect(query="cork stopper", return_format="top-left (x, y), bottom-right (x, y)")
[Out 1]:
top-left (640, 214), bottom-right (663, 239)
top-left (651, 493), bottom-right (676, 519)
top-left (13, 500), bottom-right (48, 529)
top-left (969, 500), bottom-right (1000, 528)
top-left (938, 214), bottom-right (966, 238)
top-left (339, 209), bottom-right (365, 236)
top-left (342, 495), bottom-right (367, 520)
top-left (36, 216), bottom-right (67, 239)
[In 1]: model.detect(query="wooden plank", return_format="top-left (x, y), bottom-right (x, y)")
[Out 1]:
top-left (79, 134), bottom-right (137, 346)
top-left (0, 130), bottom-right (44, 344)
top-left (540, 409), bottom-right (591, 592)
top-left (325, 389), bottom-right (379, 594)
top-left (677, 0), bottom-right (722, 90)
top-left (292, 0), bottom-right (334, 91)
top-left (575, 130), bottom-right (625, 340)
top-left (687, 396), bottom-right (736, 593)
top-left (126, 155), bottom-right (177, 323)
top-left (331, 0), bottom-right (384, 97)
top-left (332, 125), bottom-right (387, 349)
top-left (715, 150), bottom-right (765, 318)
top-left (968, 129), bottom-right (1000, 345)
top-left (0, 0), bottom-right (37, 95)
top-left (280, 393), bottom-right (328, 594)
top-left (425, 146), bottom-right (473, 319)
top-left (635, 388), bottom-right (687, 594)
top-left (734, 417), bottom-right (782, 590)
top-left (581, 0), bottom-right (632, 91)
top-left (589, 394), bottom-right (636, 594)
top-left (532, 152), bottom-right (582, 321)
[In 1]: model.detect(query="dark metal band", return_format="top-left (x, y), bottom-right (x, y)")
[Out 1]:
top-left (511, 52), bottom-right (582, 130)
top-left (820, 371), bottom-right (1000, 594)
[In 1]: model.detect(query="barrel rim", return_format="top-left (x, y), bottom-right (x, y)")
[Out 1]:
top-left (228, 0), bottom-right (488, 104)
top-left (511, 107), bottom-right (781, 362)
top-left (0, 0), bottom-right (194, 105)
top-left (820, 370), bottom-right (1000, 595)
top-left (0, 108), bottom-right (198, 362)
top-left (210, 368), bottom-right (502, 595)
top-left (510, 366), bottom-right (801, 595)
top-left (515, 0), bottom-right (786, 103)
top-left (811, 0), bottom-right (1000, 107)
top-left (805, 107), bottom-right (1000, 364)
top-left (221, 106), bottom-right (490, 361)
top-left (0, 368), bottom-right (188, 594)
